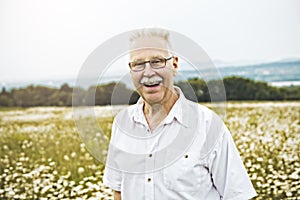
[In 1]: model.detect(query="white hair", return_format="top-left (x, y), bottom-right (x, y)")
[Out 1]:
top-left (129, 27), bottom-right (173, 52)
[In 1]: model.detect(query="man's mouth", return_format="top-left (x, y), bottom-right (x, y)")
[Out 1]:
top-left (140, 77), bottom-right (163, 87)
top-left (143, 81), bottom-right (162, 87)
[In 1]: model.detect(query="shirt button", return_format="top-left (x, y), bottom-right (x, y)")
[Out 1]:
top-left (147, 178), bottom-right (151, 182)
top-left (149, 154), bottom-right (152, 157)
top-left (184, 154), bottom-right (188, 158)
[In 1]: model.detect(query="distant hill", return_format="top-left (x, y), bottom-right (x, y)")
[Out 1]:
top-left (178, 59), bottom-right (300, 87)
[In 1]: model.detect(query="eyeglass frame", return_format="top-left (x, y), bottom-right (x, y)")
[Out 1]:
top-left (128, 56), bottom-right (174, 72)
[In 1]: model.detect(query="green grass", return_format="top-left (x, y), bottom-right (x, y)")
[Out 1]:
top-left (0, 102), bottom-right (299, 199)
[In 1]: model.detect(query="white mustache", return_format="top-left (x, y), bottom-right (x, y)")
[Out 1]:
top-left (140, 76), bottom-right (163, 85)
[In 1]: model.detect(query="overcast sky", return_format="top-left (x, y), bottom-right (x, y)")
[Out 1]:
top-left (1, 0), bottom-right (300, 84)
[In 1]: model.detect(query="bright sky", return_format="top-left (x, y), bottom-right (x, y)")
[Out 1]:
top-left (1, 0), bottom-right (300, 83)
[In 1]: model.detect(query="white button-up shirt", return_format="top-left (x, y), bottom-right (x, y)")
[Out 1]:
top-left (103, 87), bottom-right (257, 200)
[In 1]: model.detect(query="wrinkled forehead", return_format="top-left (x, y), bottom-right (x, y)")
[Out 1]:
top-left (129, 36), bottom-right (170, 60)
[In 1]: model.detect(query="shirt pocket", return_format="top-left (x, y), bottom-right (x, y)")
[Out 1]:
top-left (163, 150), bottom-right (204, 192)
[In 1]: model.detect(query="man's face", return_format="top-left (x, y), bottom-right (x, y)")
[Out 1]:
top-left (129, 36), bottom-right (178, 105)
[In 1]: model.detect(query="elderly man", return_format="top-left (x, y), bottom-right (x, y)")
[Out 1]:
top-left (103, 28), bottom-right (257, 200)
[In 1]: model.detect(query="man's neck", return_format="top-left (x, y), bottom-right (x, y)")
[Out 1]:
top-left (143, 89), bottom-right (179, 131)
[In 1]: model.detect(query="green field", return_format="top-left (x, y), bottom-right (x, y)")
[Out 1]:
top-left (0, 102), bottom-right (299, 199)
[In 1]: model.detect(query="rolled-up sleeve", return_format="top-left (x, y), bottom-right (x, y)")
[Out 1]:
top-left (208, 126), bottom-right (257, 200)
top-left (103, 165), bottom-right (122, 192)
top-left (103, 120), bottom-right (122, 192)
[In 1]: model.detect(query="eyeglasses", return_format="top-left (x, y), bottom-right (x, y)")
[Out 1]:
top-left (128, 56), bottom-right (174, 72)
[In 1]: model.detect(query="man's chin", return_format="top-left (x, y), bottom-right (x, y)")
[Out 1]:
top-left (142, 94), bottom-right (164, 105)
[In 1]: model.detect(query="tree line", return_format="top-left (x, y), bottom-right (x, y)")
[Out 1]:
top-left (0, 76), bottom-right (299, 107)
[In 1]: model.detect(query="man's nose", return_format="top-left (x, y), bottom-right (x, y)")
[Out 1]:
top-left (143, 63), bottom-right (155, 76)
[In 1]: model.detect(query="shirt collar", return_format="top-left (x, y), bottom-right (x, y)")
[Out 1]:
top-left (130, 86), bottom-right (190, 127)
top-left (131, 98), bottom-right (148, 126)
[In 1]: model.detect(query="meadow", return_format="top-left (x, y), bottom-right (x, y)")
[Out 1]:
top-left (0, 102), bottom-right (299, 199)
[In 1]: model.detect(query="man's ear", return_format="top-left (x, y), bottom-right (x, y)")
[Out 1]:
top-left (173, 56), bottom-right (179, 76)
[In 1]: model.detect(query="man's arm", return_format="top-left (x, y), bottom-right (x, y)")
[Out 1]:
top-left (103, 120), bottom-right (123, 199)
top-left (114, 190), bottom-right (121, 200)
top-left (208, 127), bottom-right (257, 199)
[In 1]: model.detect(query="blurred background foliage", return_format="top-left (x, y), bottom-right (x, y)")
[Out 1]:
top-left (0, 76), bottom-right (299, 107)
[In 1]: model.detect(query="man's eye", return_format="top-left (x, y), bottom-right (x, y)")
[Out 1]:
top-left (133, 62), bottom-right (145, 67)
top-left (151, 59), bottom-right (164, 64)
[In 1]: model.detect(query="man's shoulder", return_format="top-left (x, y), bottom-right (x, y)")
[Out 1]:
top-left (113, 104), bottom-right (137, 121)
top-left (184, 99), bottom-right (215, 121)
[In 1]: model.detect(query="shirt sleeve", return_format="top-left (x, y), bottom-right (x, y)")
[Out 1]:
top-left (103, 119), bottom-right (122, 192)
top-left (103, 165), bottom-right (122, 192)
top-left (208, 125), bottom-right (257, 200)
